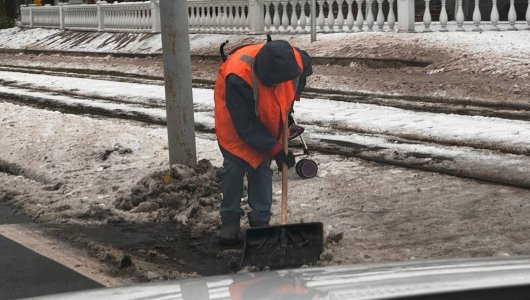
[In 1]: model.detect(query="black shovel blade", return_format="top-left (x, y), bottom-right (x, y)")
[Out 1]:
top-left (241, 222), bottom-right (324, 270)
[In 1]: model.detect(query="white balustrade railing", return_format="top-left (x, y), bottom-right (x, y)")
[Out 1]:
top-left (101, 1), bottom-right (152, 32)
top-left (187, 0), bottom-right (249, 33)
top-left (63, 4), bottom-right (98, 30)
top-left (19, 0), bottom-right (530, 33)
top-left (32, 4), bottom-right (61, 28)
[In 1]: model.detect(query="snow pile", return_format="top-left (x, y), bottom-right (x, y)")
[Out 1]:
top-left (115, 159), bottom-right (223, 233)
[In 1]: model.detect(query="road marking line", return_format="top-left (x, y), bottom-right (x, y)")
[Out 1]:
top-left (0, 223), bottom-right (127, 288)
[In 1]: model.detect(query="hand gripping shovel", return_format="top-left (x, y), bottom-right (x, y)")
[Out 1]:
top-left (241, 121), bottom-right (323, 270)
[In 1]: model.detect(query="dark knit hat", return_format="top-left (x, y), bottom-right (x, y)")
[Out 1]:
top-left (254, 40), bottom-right (301, 86)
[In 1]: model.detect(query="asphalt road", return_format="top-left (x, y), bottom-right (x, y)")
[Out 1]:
top-left (0, 202), bottom-right (103, 300)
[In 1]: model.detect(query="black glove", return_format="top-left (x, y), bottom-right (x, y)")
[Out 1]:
top-left (274, 150), bottom-right (295, 170)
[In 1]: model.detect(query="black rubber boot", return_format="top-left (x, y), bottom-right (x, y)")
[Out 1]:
top-left (249, 220), bottom-right (270, 228)
top-left (219, 223), bottom-right (240, 246)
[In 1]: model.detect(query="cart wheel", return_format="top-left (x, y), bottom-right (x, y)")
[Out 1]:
top-left (296, 159), bottom-right (318, 179)
top-left (295, 159), bottom-right (306, 177)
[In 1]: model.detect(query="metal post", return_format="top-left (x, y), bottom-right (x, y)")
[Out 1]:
top-left (311, 0), bottom-right (316, 41)
top-left (159, 0), bottom-right (197, 167)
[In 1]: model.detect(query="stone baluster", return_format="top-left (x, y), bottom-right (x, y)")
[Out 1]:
top-left (264, 2), bottom-right (272, 31)
top-left (122, 6), bottom-right (128, 29)
top-left (194, 4), bottom-right (202, 31)
top-left (59, 3), bottom-right (65, 29)
top-left (210, 5), bottom-right (216, 31)
top-left (298, 0), bottom-right (307, 32)
top-left (325, 0), bottom-right (335, 32)
top-left (223, 5), bottom-right (229, 32)
top-left (365, 0), bottom-right (374, 31)
top-left (225, 4), bottom-right (234, 32)
top-left (124, 6), bottom-right (130, 29)
top-left (133, 5), bottom-right (139, 30)
top-left (423, 0), bottom-right (431, 32)
top-left (272, 1), bottom-right (281, 31)
top-left (228, 5), bottom-right (234, 32)
top-left (197, 5), bottom-right (203, 31)
top-left (138, 5), bottom-right (144, 30)
top-left (125, 6), bottom-right (131, 29)
top-left (472, 0), bottom-right (481, 31)
top-left (238, 4), bottom-right (245, 31)
top-left (455, 0), bottom-right (464, 31)
top-left (214, 5), bottom-right (220, 31)
top-left (490, 0), bottom-right (499, 30)
top-left (281, 1), bottom-right (289, 31)
top-left (230, 5), bottom-right (235, 31)
top-left (241, 4), bottom-right (248, 31)
top-left (230, 5), bottom-right (237, 32)
top-left (439, 0), bottom-right (448, 31)
top-left (205, 4), bottom-right (212, 32)
top-left (336, 0), bottom-right (345, 31)
top-left (188, 5), bottom-right (195, 28)
top-left (226, 4), bottom-right (232, 32)
top-left (508, 0), bottom-right (517, 30)
top-left (317, 0), bottom-right (325, 30)
top-left (194, 5), bottom-right (200, 30)
top-left (376, 0), bottom-right (384, 31)
top-left (204, 4), bottom-right (211, 31)
top-left (290, 0), bottom-right (299, 32)
top-left (244, 4), bottom-right (250, 30)
top-left (387, 0), bottom-right (395, 31)
top-left (207, 5), bottom-right (213, 30)
top-left (195, 4), bottom-right (203, 31)
top-left (355, 0), bottom-right (364, 31)
top-left (113, 3), bottom-right (118, 28)
top-left (221, 5), bottom-right (227, 31)
top-left (210, 4), bottom-right (216, 31)
top-left (345, 0), bottom-right (355, 31)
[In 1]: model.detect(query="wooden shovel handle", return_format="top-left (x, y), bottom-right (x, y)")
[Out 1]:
top-left (280, 120), bottom-right (289, 225)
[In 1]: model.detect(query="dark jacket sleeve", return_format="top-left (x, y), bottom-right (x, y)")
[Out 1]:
top-left (225, 74), bottom-right (279, 155)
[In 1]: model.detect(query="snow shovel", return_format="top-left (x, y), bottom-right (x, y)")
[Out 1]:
top-left (241, 121), bottom-right (323, 270)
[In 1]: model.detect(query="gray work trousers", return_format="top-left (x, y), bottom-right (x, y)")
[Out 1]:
top-left (220, 155), bottom-right (272, 226)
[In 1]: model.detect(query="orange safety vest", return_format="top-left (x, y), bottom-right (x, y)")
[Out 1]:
top-left (214, 43), bottom-right (304, 169)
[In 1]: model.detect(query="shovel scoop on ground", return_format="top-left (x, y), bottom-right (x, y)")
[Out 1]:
top-left (241, 121), bottom-right (324, 270)
top-left (241, 222), bottom-right (323, 269)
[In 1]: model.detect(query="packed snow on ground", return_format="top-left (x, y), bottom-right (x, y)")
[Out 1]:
top-left (1, 70), bottom-right (529, 154)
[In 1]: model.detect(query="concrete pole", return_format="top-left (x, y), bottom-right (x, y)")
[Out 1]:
top-left (159, 0), bottom-right (197, 167)
top-left (397, 0), bottom-right (415, 32)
